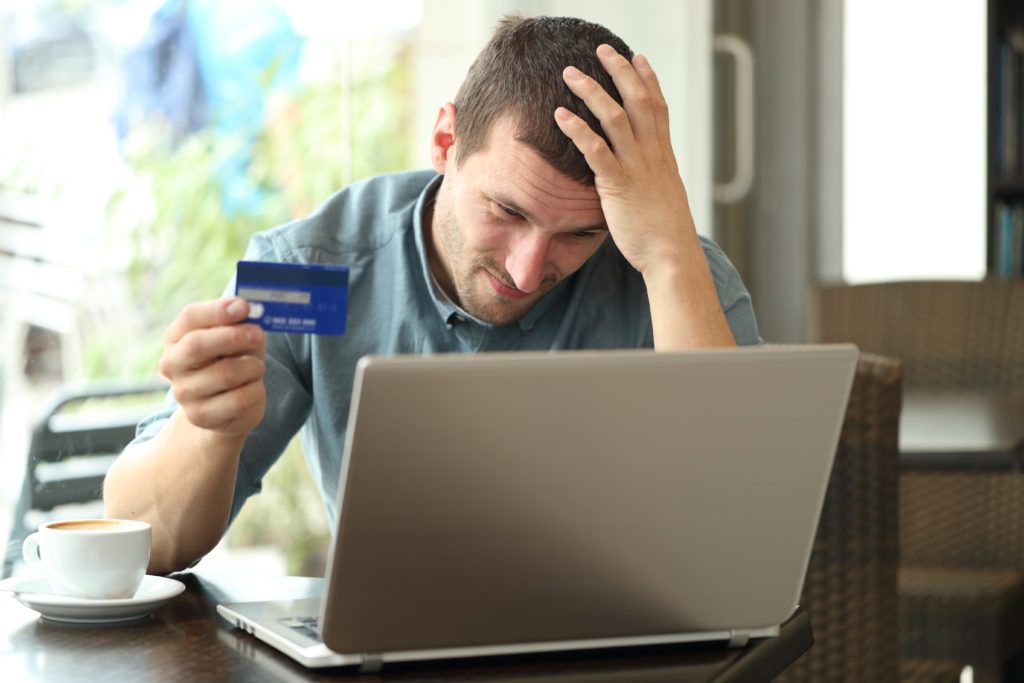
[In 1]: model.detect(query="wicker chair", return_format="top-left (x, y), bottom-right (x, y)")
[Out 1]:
top-left (806, 280), bottom-right (1024, 395)
top-left (777, 354), bottom-right (961, 683)
top-left (807, 280), bottom-right (1024, 683)
top-left (776, 353), bottom-right (903, 682)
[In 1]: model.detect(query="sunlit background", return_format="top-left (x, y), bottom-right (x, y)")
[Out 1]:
top-left (843, 0), bottom-right (986, 282)
top-left (0, 0), bottom-right (988, 578)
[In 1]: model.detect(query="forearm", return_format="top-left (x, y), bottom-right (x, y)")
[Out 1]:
top-left (644, 242), bottom-right (737, 351)
top-left (103, 410), bottom-right (246, 573)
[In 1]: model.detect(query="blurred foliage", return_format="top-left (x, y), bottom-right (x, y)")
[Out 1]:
top-left (227, 438), bottom-right (332, 576)
top-left (97, 41), bottom-right (412, 378)
top-left (94, 38), bottom-right (412, 575)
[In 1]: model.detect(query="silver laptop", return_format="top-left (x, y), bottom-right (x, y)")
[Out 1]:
top-left (218, 344), bottom-right (858, 671)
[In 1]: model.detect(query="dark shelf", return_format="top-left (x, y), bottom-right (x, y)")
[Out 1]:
top-left (993, 179), bottom-right (1024, 197)
top-left (987, 0), bottom-right (1024, 275)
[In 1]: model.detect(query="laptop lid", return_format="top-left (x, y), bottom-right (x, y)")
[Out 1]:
top-left (320, 344), bottom-right (858, 655)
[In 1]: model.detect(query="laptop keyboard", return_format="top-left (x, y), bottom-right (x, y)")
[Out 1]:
top-left (279, 616), bottom-right (322, 642)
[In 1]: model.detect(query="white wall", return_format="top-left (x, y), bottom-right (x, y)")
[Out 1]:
top-left (843, 0), bottom-right (987, 283)
top-left (412, 0), bottom-right (714, 235)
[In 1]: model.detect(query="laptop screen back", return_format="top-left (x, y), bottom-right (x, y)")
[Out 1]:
top-left (321, 345), bottom-right (857, 654)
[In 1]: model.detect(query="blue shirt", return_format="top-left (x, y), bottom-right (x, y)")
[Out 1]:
top-left (132, 170), bottom-right (760, 527)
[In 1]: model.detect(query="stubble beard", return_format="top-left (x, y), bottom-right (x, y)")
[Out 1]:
top-left (433, 200), bottom-right (539, 326)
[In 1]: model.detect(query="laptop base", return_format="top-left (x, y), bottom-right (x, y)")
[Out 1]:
top-left (217, 598), bottom-right (782, 670)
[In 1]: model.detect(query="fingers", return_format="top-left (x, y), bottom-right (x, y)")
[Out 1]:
top-left (594, 44), bottom-right (658, 146)
top-left (560, 45), bottom-right (662, 158)
top-left (554, 106), bottom-right (620, 179)
top-left (159, 323), bottom-right (265, 378)
top-left (632, 53), bottom-right (673, 151)
top-left (562, 65), bottom-right (638, 160)
top-left (159, 298), bottom-right (268, 436)
top-left (165, 298), bottom-right (250, 345)
top-left (181, 376), bottom-right (266, 434)
top-left (170, 355), bottom-right (266, 406)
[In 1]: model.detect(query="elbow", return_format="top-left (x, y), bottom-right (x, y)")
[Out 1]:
top-left (150, 520), bottom-right (223, 575)
top-left (147, 548), bottom-right (199, 576)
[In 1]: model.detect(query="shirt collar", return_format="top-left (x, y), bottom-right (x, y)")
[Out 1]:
top-left (412, 172), bottom-right (573, 332)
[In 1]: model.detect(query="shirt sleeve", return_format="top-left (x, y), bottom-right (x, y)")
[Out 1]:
top-left (125, 232), bottom-right (314, 528)
top-left (698, 236), bottom-right (763, 346)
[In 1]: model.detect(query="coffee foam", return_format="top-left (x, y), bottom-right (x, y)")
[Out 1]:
top-left (49, 520), bottom-right (135, 532)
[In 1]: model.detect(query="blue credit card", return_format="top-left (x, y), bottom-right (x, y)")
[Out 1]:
top-left (235, 261), bottom-right (348, 335)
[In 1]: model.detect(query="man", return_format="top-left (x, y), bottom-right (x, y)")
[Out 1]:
top-left (104, 16), bottom-right (760, 574)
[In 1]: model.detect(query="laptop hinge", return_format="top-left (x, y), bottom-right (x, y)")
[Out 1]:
top-left (359, 654), bottom-right (384, 673)
top-left (727, 630), bottom-right (751, 648)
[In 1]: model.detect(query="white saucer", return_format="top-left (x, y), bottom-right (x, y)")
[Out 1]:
top-left (0, 574), bottom-right (186, 624)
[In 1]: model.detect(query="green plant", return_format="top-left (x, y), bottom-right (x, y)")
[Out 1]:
top-left (226, 437), bottom-right (331, 576)
top-left (96, 37), bottom-right (413, 574)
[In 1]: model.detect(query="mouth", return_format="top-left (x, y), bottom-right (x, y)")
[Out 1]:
top-left (483, 269), bottom-right (529, 300)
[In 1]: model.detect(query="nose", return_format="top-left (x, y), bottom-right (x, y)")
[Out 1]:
top-left (505, 233), bottom-right (550, 293)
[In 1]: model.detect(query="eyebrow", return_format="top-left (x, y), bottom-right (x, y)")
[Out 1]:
top-left (484, 191), bottom-right (608, 233)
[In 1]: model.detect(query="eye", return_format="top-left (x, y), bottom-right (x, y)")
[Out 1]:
top-left (499, 204), bottom-right (523, 219)
top-left (569, 229), bottom-right (602, 239)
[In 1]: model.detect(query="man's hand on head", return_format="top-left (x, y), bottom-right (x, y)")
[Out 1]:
top-left (554, 44), bottom-right (699, 279)
top-left (555, 44), bottom-right (736, 349)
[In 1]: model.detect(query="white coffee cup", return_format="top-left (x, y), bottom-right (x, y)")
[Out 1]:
top-left (22, 519), bottom-right (152, 599)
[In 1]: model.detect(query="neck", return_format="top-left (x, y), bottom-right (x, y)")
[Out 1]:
top-left (422, 194), bottom-right (458, 304)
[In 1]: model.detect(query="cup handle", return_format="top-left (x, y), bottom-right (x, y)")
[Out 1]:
top-left (22, 532), bottom-right (47, 577)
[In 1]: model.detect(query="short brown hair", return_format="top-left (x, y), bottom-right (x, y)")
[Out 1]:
top-left (452, 15), bottom-right (634, 185)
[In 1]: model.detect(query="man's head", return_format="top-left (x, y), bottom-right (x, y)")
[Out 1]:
top-left (427, 16), bottom-right (634, 325)
top-left (454, 15), bottom-right (634, 186)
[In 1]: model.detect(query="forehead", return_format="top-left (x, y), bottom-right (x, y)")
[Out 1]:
top-left (462, 117), bottom-right (604, 227)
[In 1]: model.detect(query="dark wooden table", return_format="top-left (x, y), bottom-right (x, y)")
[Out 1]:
top-left (899, 392), bottom-right (1024, 469)
top-left (0, 571), bottom-right (813, 682)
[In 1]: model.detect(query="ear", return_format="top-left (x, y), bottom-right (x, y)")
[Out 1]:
top-left (430, 102), bottom-right (457, 174)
